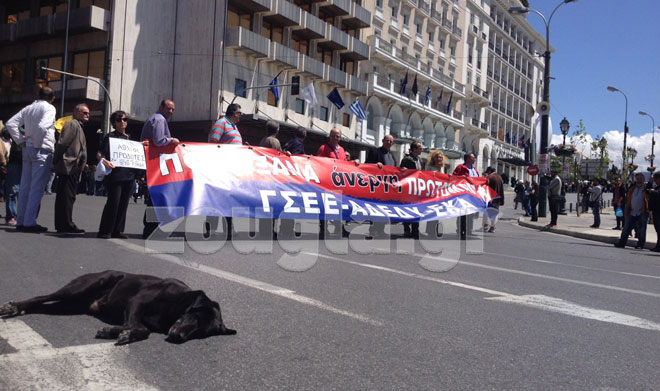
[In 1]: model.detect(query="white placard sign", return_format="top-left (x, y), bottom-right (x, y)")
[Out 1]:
top-left (109, 138), bottom-right (146, 169)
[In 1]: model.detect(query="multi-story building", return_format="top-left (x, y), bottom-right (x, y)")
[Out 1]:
top-left (0, 0), bottom-right (372, 156)
top-left (482, 0), bottom-right (546, 181)
top-left (360, 0), bottom-right (468, 171)
top-left (0, 0), bottom-right (545, 179)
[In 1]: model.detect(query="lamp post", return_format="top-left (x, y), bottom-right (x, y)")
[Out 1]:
top-left (559, 117), bottom-right (570, 214)
top-left (607, 86), bottom-right (629, 176)
top-left (509, 0), bottom-right (578, 218)
top-left (639, 111), bottom-right (655, 173)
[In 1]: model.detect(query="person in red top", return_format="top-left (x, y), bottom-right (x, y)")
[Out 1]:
top-left (316, 127), bottom-right (347, 160)
top-left (452, 153), bottom-right (479, 239)
top-left (316, 127), bottom-right (350, 238)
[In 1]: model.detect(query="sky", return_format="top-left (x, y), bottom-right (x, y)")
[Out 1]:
top-left (521, 0), bottom-right (660, 170)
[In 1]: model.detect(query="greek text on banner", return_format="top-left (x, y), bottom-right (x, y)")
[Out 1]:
top-left (145, 143), bottom-right (498, 224)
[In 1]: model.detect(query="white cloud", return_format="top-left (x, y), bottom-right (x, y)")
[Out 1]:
top-left (550, 130), bottom-right (658, 171)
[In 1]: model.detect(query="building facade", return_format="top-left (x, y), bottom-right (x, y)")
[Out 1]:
top-left (0, 0), bottom-right (545, 177)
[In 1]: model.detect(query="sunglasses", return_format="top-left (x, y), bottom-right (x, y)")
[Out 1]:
top-left (115, 118), bottom-right (128, 122)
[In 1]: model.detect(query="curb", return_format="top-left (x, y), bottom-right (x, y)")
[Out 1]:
top-left (517, 218), bottom-right (650, 249)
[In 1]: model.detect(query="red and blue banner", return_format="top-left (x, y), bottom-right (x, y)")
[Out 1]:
top-left (145, 144), bottom-right (498, 224)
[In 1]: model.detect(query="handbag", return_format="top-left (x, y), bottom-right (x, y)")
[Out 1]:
top-left (615, 206), bottom-right (624, 217)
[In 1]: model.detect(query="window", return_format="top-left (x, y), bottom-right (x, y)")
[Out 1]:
top-left (376, 0), bottom-right (383, 8)
top-left (35, 56), bottom-right (62, 86)
top-left (0, 61), bottom-right (25, 95)
top-left (438, 35), bottom-right (445, 49)
top-left (73, 50), bottom-right (105, 79)
top-left (261, 21), bottom-right (283, 43)
top-left (467, 43), bottom-right (473, 64)
top-left (320, 106), bottom-right (329, 122)
top-left (234, 79), bottom-right (246, 97)
top-left (428, 30), bottom-right (434, 43)
top-left (343, 113), bottom-right (350, 127)
top-left (416, 22), bottom-right (422, 35)
top-left (292, 36), bottom-right (309, 55)
top-left (295, 98), bottom-right (305, 114)
top-left (403, 13), bottom-right (409, 25)
top-left (476, 49), bottom-right (482, 69)
top-left (392, 6), bottom-right (398, 18)
top-left (227, 5), bottom-right (252, 29)
top-left (467, 71), bottom-right (471, 85)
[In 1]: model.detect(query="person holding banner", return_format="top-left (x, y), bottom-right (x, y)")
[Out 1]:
top-left (400, 141), bottom-right (426, 239)
top-left (53, 103), bottom-right (88, 234)
top-left (453, 153), bottom-right (479, 240)
top-left (209, 104), bottom-right (242, 145)
top-left (366, 134), bottom-right (398, 238)
top-left (141, 99), bottom-right (179, 239)
top-left (316, 128), bottom-right (350, 238)
top-left (97, 110), bottom-right (135, 239)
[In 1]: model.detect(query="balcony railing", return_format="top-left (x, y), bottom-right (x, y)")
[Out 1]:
top-left (297, 11), bottom-right (325, 38)
top-left (271, 0), bottom-right (301, 25)
top-left (298, 54), bottom-right (325, 78)
top-left (326, 24), bottom-right (349, 49)
top-left (325, 64), bottom-right (347, 87)
top-left (347, 74), bottom-right (367, 95)
top-left (225, 27), bottom-right (269, 57)
top-left (344, 1), bottom-right (371, 28)
top-left (270, 42), bottom-right (299, 68)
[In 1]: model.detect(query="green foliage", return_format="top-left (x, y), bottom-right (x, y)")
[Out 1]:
top-left (570, 119), bottom-right (589, 156)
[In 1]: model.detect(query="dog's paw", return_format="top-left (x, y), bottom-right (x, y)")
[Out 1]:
top-left (0, 302), bottom-right (20, 318)
top-left (222, 328), bottom-right (237, 335)
top-left (96, 327), bottom-right (119, 339)
top-left (115, 329), bottom-right (150, 345)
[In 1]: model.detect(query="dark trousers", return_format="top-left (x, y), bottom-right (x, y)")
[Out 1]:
top-left (654, 212), bottom-right (660, 248)
top-left (530, 199), bottom-right (538, 221)
top-left (548, 197), bottom-right (559, 225)
top-left (617, 213), bottom-right (648, 248)
top-left (54, 174), bottom-right (78, 231)
top-left (99, 180), bottom-right (133, 236)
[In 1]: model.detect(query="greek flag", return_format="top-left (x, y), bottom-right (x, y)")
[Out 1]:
top-left (349, 99), bottom-right (367, 121)
top-left (425, 84), bottom-right (432, 105)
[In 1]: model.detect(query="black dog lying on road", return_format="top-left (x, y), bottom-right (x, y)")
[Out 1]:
top-left (0, 270), bottom-right (236, 345)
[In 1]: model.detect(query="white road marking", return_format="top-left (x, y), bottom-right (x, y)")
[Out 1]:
top-left (114, 241), bottom-right (383, 327)
top-left (483, 251), bottom-right (660, 281)
top-left (487, 295), bottom-right (660, 331)
top-left (0, 319), bottom-right (158, 391)
top-left (311, 253), bottom-right (660, 332)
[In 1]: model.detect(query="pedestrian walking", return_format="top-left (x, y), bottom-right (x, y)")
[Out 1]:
top-left (614, 173), bottom-right (649, 249)
top-left (611, 177), bottom-right (626, 230)
top-left (483, 167), bottom-right (504, 232)
top-left (588, 178), bottom-right (603, 228)
top-left (649, 172), bottom-right (660, 252)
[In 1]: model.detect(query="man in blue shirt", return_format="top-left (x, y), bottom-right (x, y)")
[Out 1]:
top-left (141, 99), bottom-right (179, 239)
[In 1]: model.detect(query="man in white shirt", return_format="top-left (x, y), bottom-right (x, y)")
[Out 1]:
top-left (5, 87), bottom-right (57, 232)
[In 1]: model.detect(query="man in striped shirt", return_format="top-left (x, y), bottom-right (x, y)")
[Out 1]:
top-left (209, 104), bottom-right (243, 145)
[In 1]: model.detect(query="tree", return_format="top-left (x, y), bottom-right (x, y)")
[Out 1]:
top-left (570, 119), bottom-right (590, 156)
top-left (590, 135), bottom-right (609, 177)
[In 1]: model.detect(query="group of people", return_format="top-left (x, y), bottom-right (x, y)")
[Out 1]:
top-left (512, 179), bottom-right (539, 221)
top-left (3, 89), bottom-right (503, 241)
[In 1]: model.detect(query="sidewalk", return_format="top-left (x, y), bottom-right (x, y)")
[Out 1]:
top-left (517, 209), bottom-right (658, 250)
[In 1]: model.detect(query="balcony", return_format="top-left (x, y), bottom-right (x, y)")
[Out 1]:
top-left (293, 11), bottom-right (325, 39)
top-left (342, 2), bottom-right (371, 28)
top-left (0, 78), bottom-right (105, 105)
top-left (229, 0), bottom-right (270, 12)
top-left (318, 0), bottom-right (350, 16)
top-left (441, 18), bottom-right (452, 33)
top-left (270, 42), bottom-right (300, 68)
top-left (15, 15), bottom-right (53, 39)
top-left (347, 74), bottom-right (367, 95)
top-left (319, 24), bottom-right (349, 50)
top-left (298, 55), bottom-right (325, 78)
top-left (265, 0), bottom-right (301, 26)
top-left (418, 1), bottom-right (430, 15)
top-left (342, 36), bottom-right (369, 60)
top-left (53, 5), bottom-right (110, 34)
top-left (225, 27), bottom-right (269, 57)
top-left (451, 25), bottom-right (462, 39)
top-left (0, 23), bottom-right (16, 42)
top-left (324, 64), bottom-right (347, 87)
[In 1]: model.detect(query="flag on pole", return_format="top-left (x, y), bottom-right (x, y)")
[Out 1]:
top-left (269, 71), bottom-right (282, 103)
top-left (436, 89), bottom-right (443, 109)
top-left (520, 135), bottom-right (526, 148)
top-left (327, 88), bottom-right (345, 109)
top-left (411, 74), bottom-right (418, 96)
top-left (399, 71), bottom-right (408, 95)
top-left (446, 91), bottom-right (453, 114)
top-left (425, 83), bottom-right (432, 105)
top-left (301, 82), bottom-right (318, 107)
top-left (349, 99), bottom-right (367, 121)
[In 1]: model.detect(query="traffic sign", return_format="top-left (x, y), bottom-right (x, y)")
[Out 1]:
top-left (527, 165), bottom-right (539, 176)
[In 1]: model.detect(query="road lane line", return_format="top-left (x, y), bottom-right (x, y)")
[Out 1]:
top-left (310, 253), bottom-right (660, 331)
top-left (114, 241), bottom-right (383, 327)
top-left (482, 251), bottom-right (660, 281)
top-left (486, 295), bottom-right (660, 331)
top-left (0, 319), bottom-right (159, 390)
top-left (0, 318), bottom-right (51, 351)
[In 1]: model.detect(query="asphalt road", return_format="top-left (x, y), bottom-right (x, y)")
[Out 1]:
top-left (1, 193), bottom-right (660, 390)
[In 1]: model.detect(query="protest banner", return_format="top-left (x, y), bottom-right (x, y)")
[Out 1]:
top-left (109, 138), bottom-right (147, 169)
top-left (144, 144), bottom-right (498, 224)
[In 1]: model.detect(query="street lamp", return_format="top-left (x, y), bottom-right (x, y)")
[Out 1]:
top-left (639, 111), bottom-right (655, 173)
top-left (509, 0), bottom-right (578, 218)
top-left (560, 117), bottom-right (570, 145)
top-left (607, 86), bottom-right (629, 175)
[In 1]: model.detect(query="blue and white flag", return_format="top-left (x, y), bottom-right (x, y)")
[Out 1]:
top-left (269, 71), bottom-right (282, 103)
top-left (446, 91), bottom-right (453, 114)
top-left (349, 99), bottom-right (367, 121)
top-left (425, 84), bottom-right (432, 105)
top-left (327, 88), bottom-right (345, 109)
